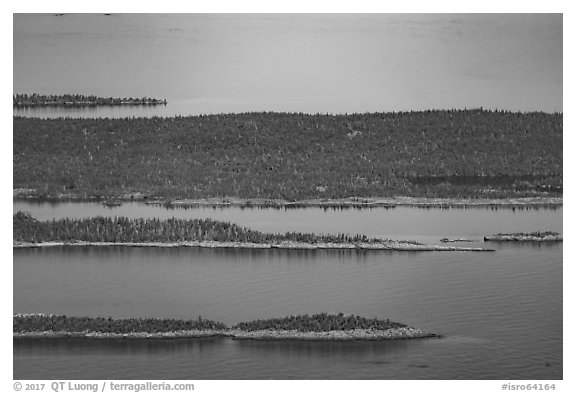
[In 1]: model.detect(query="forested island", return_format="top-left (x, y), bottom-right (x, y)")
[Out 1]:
top-left (13, 109), bottom-right (561, 202)
top-left (484, 231), bottom-right (562, 242)
top-left (14, 313), bottom-right (438, 341)
top-left (13, 93), bottom-right (166, 107)
top-left (12, 212), bottom-right (491, 251)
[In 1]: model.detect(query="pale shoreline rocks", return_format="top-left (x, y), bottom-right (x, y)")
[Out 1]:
top-left (13, 240), bottom-right (494, 252)
top-left (147, 196), bottom-right (562, 208)
top-left (13, 190), bottom-right (562, 208)
top-left (229, 327), bottom-right (439, 341)
top-left (13, 330), bottom-right (232, 339)
top-left (14, 328), bottom-right (439, 341)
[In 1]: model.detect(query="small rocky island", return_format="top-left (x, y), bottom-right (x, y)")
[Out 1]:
top-left (230, 313), bottom-right (437, 340)
top-left (13, 313), bottom-right (438, 341)
top-left (13, 93), bottom-right (166, 107)
top-left (484, 231), bottom-right (562, 242)
top-left (13, 212), bottom-right (493, 252)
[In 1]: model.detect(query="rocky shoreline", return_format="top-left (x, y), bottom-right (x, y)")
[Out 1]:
top-left (13, 240), bottom-right (494, 252)
top-left (13, 190), bottom-right (562, 209)
top-left (230, 327), bottom-right (439, 341)
top-left (13, 330), bottom-right (232, 339)
top-left (13, 328), bottom-right (437, 341)
top-left (147, 196), bottom-right (562, 209)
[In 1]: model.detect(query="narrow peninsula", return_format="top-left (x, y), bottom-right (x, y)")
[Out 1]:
top-left (13, 212), bottom-right (492, 252)
top-left (14, 313), bottom-right (439, 341)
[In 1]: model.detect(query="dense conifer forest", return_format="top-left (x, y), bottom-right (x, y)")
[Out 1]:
top-left (14, 313), bottom-right (406, 334)
top-left (13, 212), bottom-right (377, 244)
top-left (14, 314), bottom-right (226, 333)
top-left (232, 313), bottom-right (406, 332)
top-left (13, 109), bottom-right (562, 200)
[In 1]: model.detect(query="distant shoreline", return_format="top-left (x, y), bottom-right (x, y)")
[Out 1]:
top-left (13, 94), bottom-right (167, 107)
top-left (484, 232), bottom-right (562, 242)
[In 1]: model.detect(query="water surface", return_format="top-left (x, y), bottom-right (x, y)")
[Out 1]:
top-left (14, 243), bottom-right (562, 379)
top-left (13, 14), bottom-right (562, 114)
top-left (13, 202), bottom-right (562, 379)
top-left (13, 201), bottom-right (563, 244)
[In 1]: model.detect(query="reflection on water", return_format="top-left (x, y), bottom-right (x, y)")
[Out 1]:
top-left (14, 333), bottom-right (561, 380)
top-left (14, 337), bottom-right (224, 357)
top-left (14, 198), bottom-right (561, 211)
top-left (14, 336), bottom-right (413, 358)
top-left (234, 337), bottom-right (412, 358)
top-left (13, 100), bottom-right (200, 119)
top-left (9, 336), bottom-right (450, 380)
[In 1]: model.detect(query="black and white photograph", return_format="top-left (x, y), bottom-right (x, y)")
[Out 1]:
top-left (9, 2), bottom-right (568, 389)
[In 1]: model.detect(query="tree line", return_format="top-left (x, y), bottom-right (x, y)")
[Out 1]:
top-left (14, 314), bottom-right (226, 333)
top-left (232, 313), bottom-right (406, 332)
top-left (14, 313), bottom-right (405, 333)
top-left (13, 211), bottom-right (377, 244)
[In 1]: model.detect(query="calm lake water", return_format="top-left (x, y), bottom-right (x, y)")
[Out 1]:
top-left (13, 202), bottom-right (562, 379)
top-left (13, 201), bottom-right (562, 244)
top-left (13, 14), bottom-right (562, 114)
